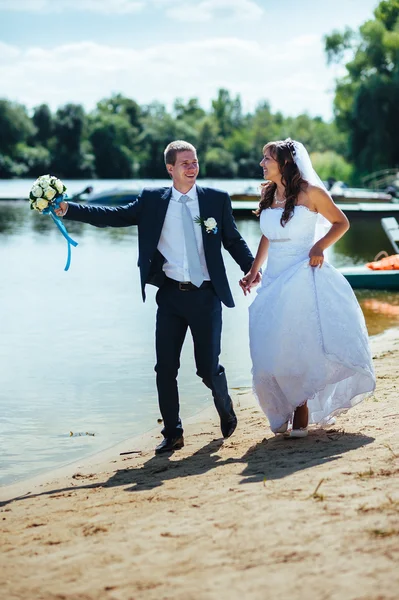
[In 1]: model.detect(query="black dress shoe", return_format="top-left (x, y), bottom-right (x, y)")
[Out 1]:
top-left (155, 436), bottom-right (184, 455)
top-left (221, 417), bottom-right (237, 439)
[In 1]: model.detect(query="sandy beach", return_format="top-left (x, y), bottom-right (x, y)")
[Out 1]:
top-left (1, 329), bottom-right (398, 600)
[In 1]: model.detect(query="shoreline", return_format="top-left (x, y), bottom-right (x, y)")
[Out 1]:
top-left (1, 326), bottom-right (396, 498)
top-left (1, 326), bottom-right (398, 501)
top-left (1, 328), bottom-right (398, 599)
top-left (0, 400), bottom-right (222, 501)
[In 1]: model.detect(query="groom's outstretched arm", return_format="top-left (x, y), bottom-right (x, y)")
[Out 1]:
top-left (59, 195), bottom-right (143, 228)
top-left (221, 193), bottom-right (254, 273)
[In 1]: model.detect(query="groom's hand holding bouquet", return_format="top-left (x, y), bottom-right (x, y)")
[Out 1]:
top-left (54, 199), bottom-right (68, 217)
top-left (29, 174), bottom-right (77, 270)
top-left (29, 175), bottom-right (67, 212)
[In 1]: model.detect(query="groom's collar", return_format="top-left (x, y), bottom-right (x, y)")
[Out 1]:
top-left (171, 184), bottom-right (198, 202)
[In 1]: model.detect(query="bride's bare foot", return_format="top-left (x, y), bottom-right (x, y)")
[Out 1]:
top-left (292, 403), bottom-right (308, 429)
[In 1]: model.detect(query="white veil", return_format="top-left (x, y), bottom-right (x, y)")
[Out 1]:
top-left (289, 140), bottom-right (332, 243)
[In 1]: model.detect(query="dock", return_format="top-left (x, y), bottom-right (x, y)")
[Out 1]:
top-left (2, 194), bottom-right (399, 218)
top-left (231, 200), bottom-right (399, 217)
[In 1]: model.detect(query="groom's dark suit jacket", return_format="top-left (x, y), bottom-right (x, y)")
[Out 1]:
top-left (65, 185), bottom-right (254, 308)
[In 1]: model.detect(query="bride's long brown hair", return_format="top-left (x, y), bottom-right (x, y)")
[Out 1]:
top-left (255, 138), bottom-right (307, 227)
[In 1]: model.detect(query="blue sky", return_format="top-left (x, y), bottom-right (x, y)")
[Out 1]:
top-left (0, 0), bottom-right (380, 120)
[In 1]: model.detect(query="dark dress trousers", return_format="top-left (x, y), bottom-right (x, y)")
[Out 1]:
top-left (64, 186), bottom-right (254, 437)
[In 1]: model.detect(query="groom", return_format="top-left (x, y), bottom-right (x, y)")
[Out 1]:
top-left (56, 140), bottom-right (258, 454)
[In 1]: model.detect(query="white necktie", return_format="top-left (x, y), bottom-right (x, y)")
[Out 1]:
top-left (179, 194), bottom-right (204, 288)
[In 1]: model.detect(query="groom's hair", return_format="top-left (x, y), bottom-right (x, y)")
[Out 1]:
top-left (164, 140), bottom-right (197, 166)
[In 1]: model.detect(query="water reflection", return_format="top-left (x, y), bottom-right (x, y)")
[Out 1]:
top-left (31, 210), bottom-right (58, 234)
top-left (357, 290), bottom-right (399, 336)
top-left (0, 202), bottom-right (26, 235)
top-left (331, 217), bottom-right (392, 266)
top-left (0, 201), bottom-right (135, 240)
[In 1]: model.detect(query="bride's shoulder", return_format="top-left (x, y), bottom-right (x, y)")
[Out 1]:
top-left (301, 183), bottom-right (331, 207)
top-left (304, 183), bottom-right (329, 198)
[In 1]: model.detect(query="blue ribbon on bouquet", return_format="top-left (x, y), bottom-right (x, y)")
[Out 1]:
top-left (42, 195), bottom-right (78, 271)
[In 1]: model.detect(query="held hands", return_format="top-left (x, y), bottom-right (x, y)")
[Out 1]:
top-left (239, 271), bottom-right (262, 296)
top-left (309, 243), bottom-right (324, 268)
top-left (54, 200), bottom-right (68, 217)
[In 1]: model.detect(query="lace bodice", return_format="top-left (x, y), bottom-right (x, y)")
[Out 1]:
top-left (259, 206), bottom-right (319, 281)
top-left (260, 205), bottom-right (317, 246)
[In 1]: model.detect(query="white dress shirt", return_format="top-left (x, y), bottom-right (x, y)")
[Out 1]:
top-left (157, 185), bottom-right (210, 283)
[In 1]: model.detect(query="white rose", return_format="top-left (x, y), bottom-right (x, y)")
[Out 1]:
top-left (36, 198), bottom-right (49, 211)
top-left (45, 187), bottom-right (56, 200)
top-left (31, 185), bottom-right (43, 198)
top-left (204, 217), bottom-right (217, 229)
top-left (54, 179), bottom-right (64, 193)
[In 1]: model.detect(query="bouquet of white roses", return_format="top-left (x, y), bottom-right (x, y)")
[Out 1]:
top-left (29, 174), bottom-right (66, 212)
top-left (29, 174), bottom-right (78, 271)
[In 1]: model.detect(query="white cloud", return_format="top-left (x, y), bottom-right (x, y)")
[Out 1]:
top-left (0, 0), bottom-right (145, 13)
top-left (0, 0), bottom-right (263, 19)
top-left (0, 0), bottom-right (45, 9)
top-left (154, 0), bottom-right (264, 22)
top-left (0, 36), bottom-right (337, 120)
top-left (0, 41), bottom-right (21, 59)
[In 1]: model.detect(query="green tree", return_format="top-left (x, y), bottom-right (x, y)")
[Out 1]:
top-left (51, 103), bottom-right (94, 177)
top-left (0, 100), bottom-right (36, 177)
top-left (15, 144), bottom-right (52, 178)
top-left (204, 148), bottom-right (237, 178)
top-left (89, 114), bottom-right (136, 178)
top-left (211, 89), bottom-right (244, 138)
top-left (0, 100), bottom-right (35, 153)
top-left (325, 0), bottom-right (399, 177)
top-left (95, 93), bottom-right (142, 130)
top-left (310, 151), bottom-right (354, 183)
top-left (196, 116), bottom-right (220, 157)
top-left (0, 155), bottom-right (28, 178)
top-left (138, 104), bottom-right (198, 177)
top-left (0, 90), bottom-right (356, 179)
top-left (224, 129), bottom-right (252, 161)
top-left (250, 102), bottom-right (281, 157)
top-left (173, 98), bottom-right (206, 125)
top-left (32, 104), bottom-right (53, 147)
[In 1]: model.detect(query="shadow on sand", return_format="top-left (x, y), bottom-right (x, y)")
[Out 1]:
top-left (0, 429), bottom-right (374, 507)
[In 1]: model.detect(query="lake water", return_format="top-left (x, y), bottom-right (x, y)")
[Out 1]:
top-left (1, 179), bottom-right (399, 487)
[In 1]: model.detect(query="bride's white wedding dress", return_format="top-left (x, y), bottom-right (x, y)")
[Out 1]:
top-left (249, 205), bottom-right (376, 432)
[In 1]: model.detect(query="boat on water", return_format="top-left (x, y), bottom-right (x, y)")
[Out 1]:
top-left (230, 181), bottom-right (397, 204)
top-left (328, 181), bottom-right (394, 203)
top-left (339, 217), bottom-right (399, 290)
top-left (339, 265), bottom-right (399, 290)
top-left (1, 181), bottom-right (392, 206)
top-left (86, 188), bottom-right (139, 205)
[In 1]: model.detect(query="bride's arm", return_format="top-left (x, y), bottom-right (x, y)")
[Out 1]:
top-left (239, 235), bottom-right (269, 295)
top-left (251, 234), bottom-right (270, 273)
top-left (308, 186), bottom-right (349, 268)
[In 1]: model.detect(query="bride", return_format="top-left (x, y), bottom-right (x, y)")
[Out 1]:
top-left (240, 139), bottom-right (376, 438)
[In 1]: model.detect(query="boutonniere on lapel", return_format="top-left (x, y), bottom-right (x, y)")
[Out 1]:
top-left (194, 216), bottom-right (218, 234)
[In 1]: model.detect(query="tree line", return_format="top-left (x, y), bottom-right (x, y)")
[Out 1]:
top-left (324, 0), bottom-right (399, 180)
top-left (1, 0), bottom-right (398, 184)
top-left (0, 91), bottom-right (349, 181)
